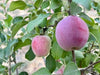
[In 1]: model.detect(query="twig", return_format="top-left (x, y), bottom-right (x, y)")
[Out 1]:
top-left (13, 52), bottom-right (19, 75)
top-left (89, 42), bottom-right (94, 53)
top-left (14, 61), bottom-right (19, 75)
top-left (83, 7), bottom-right (85, 13)
top-left (8, 56), bottom-right (11, 75)
top-left (41, 25), bottom-right (55, 35)
top-left (86, 42), bottom-right (94, 53)
top-left (84, 60), bottom-right (100, 71)
top-left (72, 50), bottom-right (76, 63)
top-left (48, 25), bottom-right (55, 27)
top-left (80, 60), bottom-right (100, 75)
top-left (80, 70), bottom-right (85, 75)
top-left (68, 0), bottom-right (72, 3)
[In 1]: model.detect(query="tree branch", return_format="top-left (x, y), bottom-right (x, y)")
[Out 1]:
top-left (80, 61), bottom-right (100, 75)
top-left (68, 0), bottom-right (72, 3)
top-left (8, 56), bottom-right (11, 75)
top-left (84, 60), bottom-right (100, 71)
top-left (48, 25), bottom-right (55, 27)
top-left (88, 42), bottom-right (94, 53)
top-left (14, 61), bottom-right (19, 75)
top-left (80, 60), bottom-right (100, 75)
top-left (13, 52), bottom-right (19, 75)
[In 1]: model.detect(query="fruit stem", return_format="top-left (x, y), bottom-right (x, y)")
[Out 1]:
top-left (68, 0), bottom-right (72, 15)
top-left (72, 50), bottom-right (76, 63)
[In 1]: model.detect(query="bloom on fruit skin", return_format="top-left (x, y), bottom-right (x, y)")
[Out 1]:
top-left (56, 16), bottom-right (89, 51)
top-left (31, 35), bottom-right (51, 57)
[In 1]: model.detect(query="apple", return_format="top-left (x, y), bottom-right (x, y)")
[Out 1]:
top-left (55, 16), bottom-right (89, 51)
top-left (31, 35), bottom-right (51, 57)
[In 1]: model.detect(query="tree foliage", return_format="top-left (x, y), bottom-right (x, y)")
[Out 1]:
top-left (0, 0), bottom-right (100, 75)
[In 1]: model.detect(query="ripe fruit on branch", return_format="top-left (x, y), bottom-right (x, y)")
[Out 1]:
top-left (31, 35), bottom-right (51, 57)
top-left (55, 16), bottom-right (89, 51)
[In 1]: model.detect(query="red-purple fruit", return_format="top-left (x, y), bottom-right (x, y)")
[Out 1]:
top-left (56, 16), bottom-right (89, 51)
top-left (31, 35), bottom-right (51, 57)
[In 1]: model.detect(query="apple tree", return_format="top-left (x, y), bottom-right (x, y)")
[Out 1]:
top-left (0, 0), bottom-right (100, 75)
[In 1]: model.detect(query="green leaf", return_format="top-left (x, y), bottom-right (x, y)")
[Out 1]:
top-left (51, 41), bottom-right (64, 60)
top-left (79, 12), bottom-right (95, 26)
top-left (95, 18), bottom-right (100, 23)
top-left (63, 62), bottom-right (81, 75)
top-left (19, 71), bottom-right (28, 75)
top-left (64, 52), bottom-right (72, 64)
top-left (4, 15), bottom-right (13, 26)
top-left (41, 0), bottom-right (49, 9)
top-left (75, 51), bottom-right (84, 60)
top-left (2, 71), bottom-right (8, 75)
top-left (49, 12), bottom-right (63, 25)
top-left (0, 65), bottom-right (7, 73)
top-left (88, 33), bottom-right (96, 42)
top-left (0, 23), bottom-right (3, 31)
top-left (91, 2), bottom-right (100, 15)
top-left (0, 49), bottom-right (5, 62)
top-left (94, 63), bottom-right (100, 73)
top-left (79, 12), bottom-right (91, 21)
top-left (14, 39), bottom-right (31, 51)
top-left (84, 54), bottom-right (93, 66)
top-left (39, 18), bottom-right (47, 27)
top-left (89, 28), bottom-right (100, 44)
top-left (72, 0), bottom-right (92, 10)
top-left (50, 0), bottom-right (62, 10)
top-left (21, 31), bottom-right (35, 42)
top-left (34, 0), bottom-right (43, 9)
top-left (56, 61), bottom-right (62, 69)
top-left (46, 54), bottom-right (56, 73)
top-left (32, 68), bottom-right (51, 75)
top-left (11, 21), bottom-right (28, 38)
top-left (4, 39), bottom-right (18, 58)
top-left (29, 12), bottom-right (37, 21)
top-left (54, 6), bottom-right (61, 13)
top-left (25, 47), bottom-right (35, 61)
top-left (0, 32), bottom-right (6, 42)
top-left (65, 56), bottom-right (72, 64)
top-left (81, 54), bottom-right (96, 67)
top-left (91, 1), bottom-right (98, 10)
top-left (70, 2), bottom-right (82, 15)
top-left (13, 16), bottom-right (23, 24)
top-left (9, 1), bottom-right (27, 11)
top-left (92, 2), bottom-right (100, 15)
top-left (0, 10), bottom-right (4, 14)
top-left (26, 13), bottom-right (50, 33)
top-left (11, 62), bottom-right (24, 72)
top-left (37, 9), bottom-right (46, 15)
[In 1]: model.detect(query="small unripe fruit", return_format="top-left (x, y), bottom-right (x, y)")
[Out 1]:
top-left (55, 65), bottom-right (65, 75)
top-left (31, 35), bottom-right (51, 57)
top-left (56, 16), bottom-right (89, 51)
